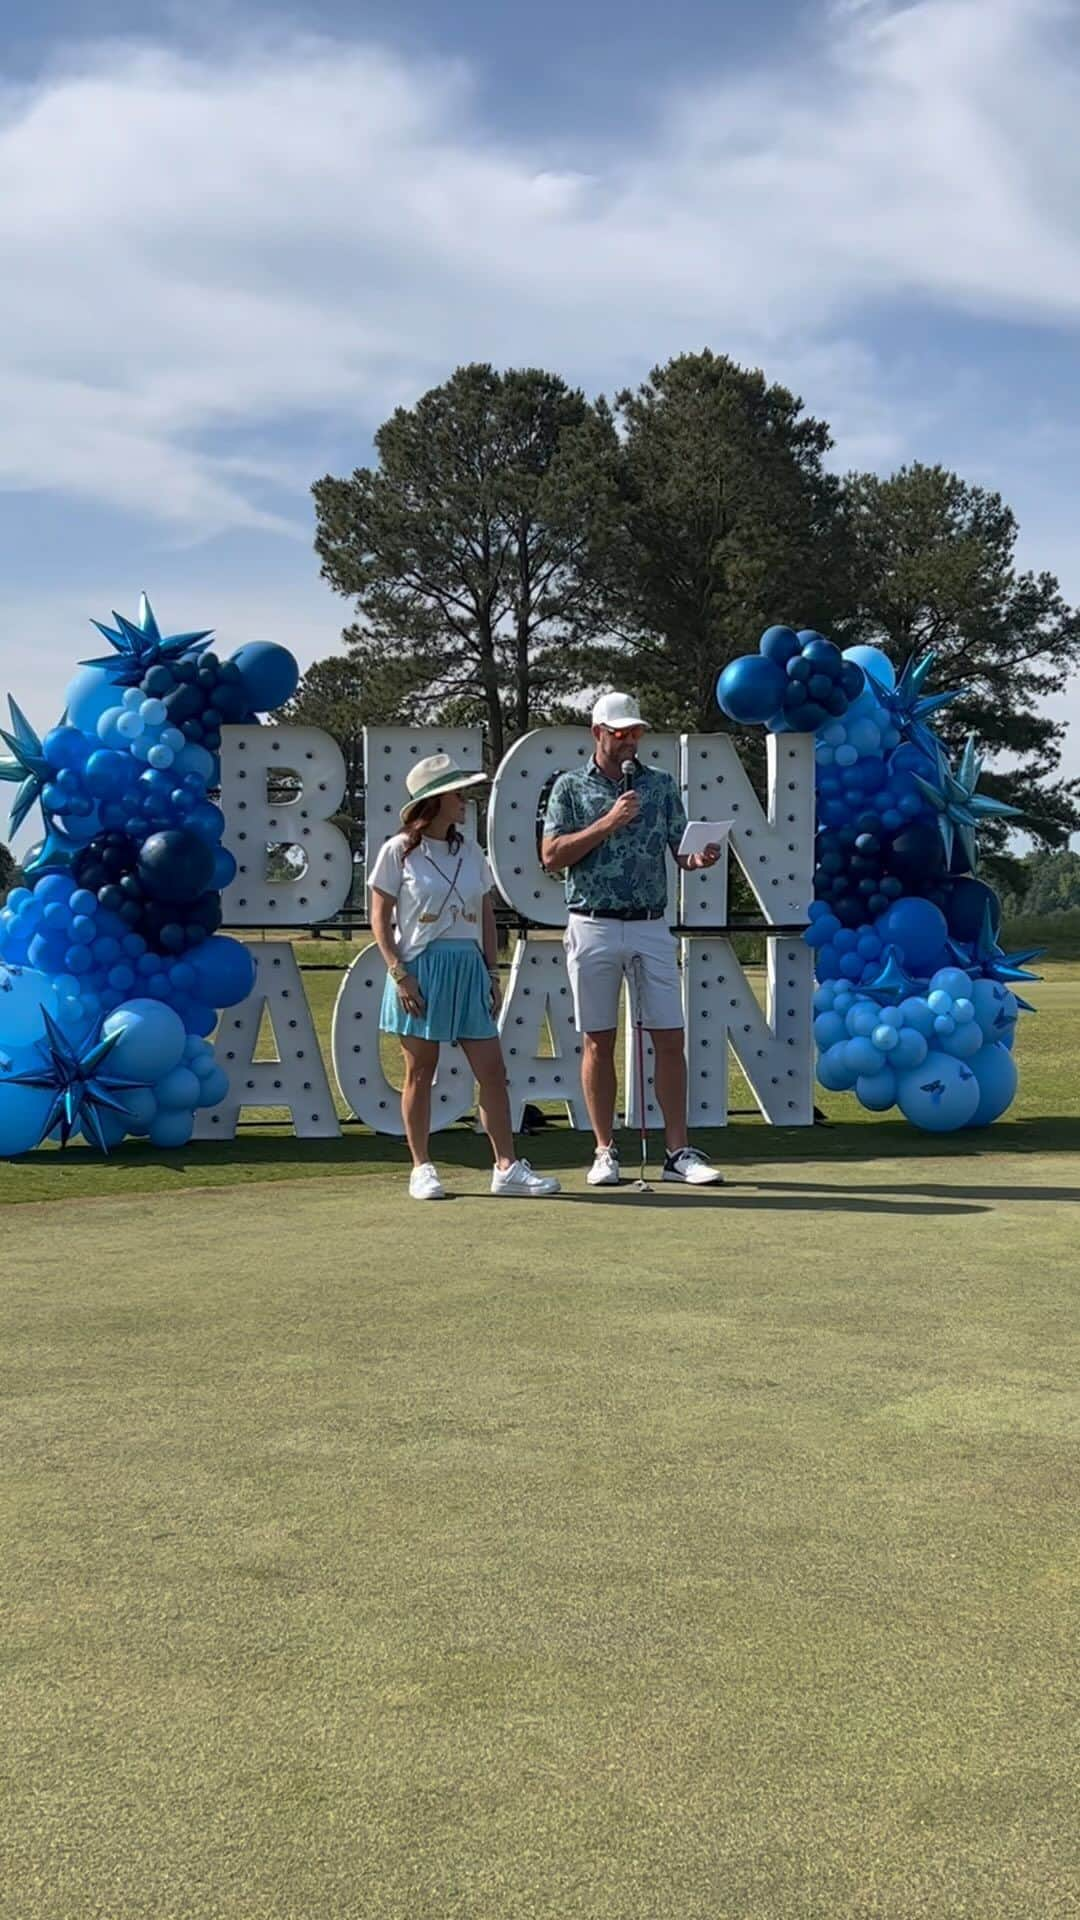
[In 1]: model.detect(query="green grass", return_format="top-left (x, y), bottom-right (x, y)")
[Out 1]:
top-left (2, 961), bottom-right (1079, 1917)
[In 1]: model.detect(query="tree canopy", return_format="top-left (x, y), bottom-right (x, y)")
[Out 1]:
top-left (311, 354), bottom-right (1079, 848)
top-left (313, 363), bottom-right (618, 765)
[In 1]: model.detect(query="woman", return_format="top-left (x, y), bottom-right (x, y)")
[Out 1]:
top-left (369, 753), bottom-right (560, 1201)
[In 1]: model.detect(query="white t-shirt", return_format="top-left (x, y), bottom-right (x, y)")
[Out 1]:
top-left (368, 833), bottom-right (496, 961)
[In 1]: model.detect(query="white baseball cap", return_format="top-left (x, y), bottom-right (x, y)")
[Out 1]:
top-left (590, 692), bottom-right (651, 731)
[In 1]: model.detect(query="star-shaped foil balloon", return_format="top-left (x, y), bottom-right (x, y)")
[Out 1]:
top-left (947, 903), bottom-right (1042, 1012)
top-left (6, 1009), bottom-right (144, 1151)
top-left (21, 818), bottom-right (84, 881)
top-left (911, 734), bottom-right (1022, 872)
top-left (80, 592), bottom-right (214, 686)
top-left (876, 650), bottom-right (968, 764)
top-left (0, 697), bottom-right (54, 837)
top-left (859, 946), bottom-right (932, 1007)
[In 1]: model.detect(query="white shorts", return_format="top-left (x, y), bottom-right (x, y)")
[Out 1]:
top-left (563, 914), bottom-right (684, 1034)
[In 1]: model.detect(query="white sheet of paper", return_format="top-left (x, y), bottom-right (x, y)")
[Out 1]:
top-left (677, 819), bottom-right (734, 858)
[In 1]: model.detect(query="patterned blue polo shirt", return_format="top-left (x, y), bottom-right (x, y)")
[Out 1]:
top-left (543, 759), bottom-right (687, 912)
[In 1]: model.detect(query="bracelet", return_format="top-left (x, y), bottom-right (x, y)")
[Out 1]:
top-left (389, 961), bottom-right (408, 983)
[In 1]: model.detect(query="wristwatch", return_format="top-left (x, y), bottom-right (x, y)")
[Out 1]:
top-left (389, 961), bottom-right (408, 983)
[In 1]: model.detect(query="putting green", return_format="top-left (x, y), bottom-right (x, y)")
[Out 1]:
top-left (4, 1147), bottom-right (1078, 1918)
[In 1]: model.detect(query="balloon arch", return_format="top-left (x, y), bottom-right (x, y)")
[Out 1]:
top-left (0, 602), bottom-right (1039, 1156)
top-left (717, 626), bottom-right (1039, 1133)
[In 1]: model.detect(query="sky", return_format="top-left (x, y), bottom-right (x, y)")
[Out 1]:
top-left (3, 0), bottom-right (1080, 847)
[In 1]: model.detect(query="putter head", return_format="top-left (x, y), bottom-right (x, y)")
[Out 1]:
top-left (634, 1177), bottom-right (650, 1191)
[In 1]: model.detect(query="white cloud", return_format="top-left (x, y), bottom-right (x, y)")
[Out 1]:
top-left (1, 1), bottom-right (1080, 535)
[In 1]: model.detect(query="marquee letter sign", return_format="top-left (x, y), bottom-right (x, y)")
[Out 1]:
top-left (194, 725), bottom-right (815, 1137)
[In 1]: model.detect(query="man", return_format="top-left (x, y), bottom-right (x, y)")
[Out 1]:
top-left (541, 692), bottom-right (723, 1187)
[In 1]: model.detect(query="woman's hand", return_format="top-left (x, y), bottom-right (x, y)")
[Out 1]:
top-left (396, 973), bottom-right (425, 1017)
top-left (488, 969), bottom-right (503, 1017)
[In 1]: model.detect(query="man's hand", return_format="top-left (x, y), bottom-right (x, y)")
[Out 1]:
top-left (604, 791), bottom-right (641, 833)
top-left (688, 843), bottom-right (722, 871)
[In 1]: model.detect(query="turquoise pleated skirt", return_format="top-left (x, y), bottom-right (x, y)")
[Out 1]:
top-left (380, 938), bottom-right (499, 1044)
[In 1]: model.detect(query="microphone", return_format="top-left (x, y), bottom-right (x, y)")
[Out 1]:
top-left (620, 758), bottom-right (635, 794)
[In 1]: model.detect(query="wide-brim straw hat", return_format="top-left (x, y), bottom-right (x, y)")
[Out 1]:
top-left (400, 752), bottom-right (488, 824)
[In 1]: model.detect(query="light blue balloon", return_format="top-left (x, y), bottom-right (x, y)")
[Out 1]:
top-left (891, 1026), bottom-right (929, 1070)
top-left (0, 1051), bottom-right (53, 1157)
top-left (845, 1004), bottom-right (879, 1038)
top-left (896, 1051), bottom-right (980, 1131)
top-left (968, 1043), bottom-right (1019, 1126)
top-left (64, 665), bottom-right (121, 734)
top-left (102, 999), bottom-right (187, 1082)
top-left (855, 1067), bottom-right (897, 1112)
top-left (845, 1036), bottom-right (884, 1077)
top-left (898, 996), bottom-right (936, 1038)
top-left (0, 965), bottom-right (51, 1051)
top-left (819, 1041), bottom-right (858, 1091)
top-left (970, 978), bottom-right (1018, 1045)
top-left (928, 967), bottom-right (973, 1002)
top-left (939, 1020), bottom-right (984, 1061)
top-left (814, 1011), bottom-right (847, 1050)
top-left (872, 1024), bottom-right (900, 1052)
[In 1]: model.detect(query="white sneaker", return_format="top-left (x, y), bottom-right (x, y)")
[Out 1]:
top-left (662, 1147), bottom-right (723, 1186)
top-left (491, 1158), bottom-right (561, 1198)
top-left (409, 1162), bottom-right (446, 1200)
top-left (587, 1146), bottom-right (621, 1187)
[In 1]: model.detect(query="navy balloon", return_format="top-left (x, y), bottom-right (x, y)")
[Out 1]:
top-left (137, 829), bottom-right (216, 904)
top-left (716, 656), bottom-right (786, 725)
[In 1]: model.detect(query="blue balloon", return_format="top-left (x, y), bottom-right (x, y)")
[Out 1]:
top-left (148, 1108), bottom-right (195, 1148)
top-left (43, 725), bottom-right (91, 770)
top-left (896, 1051), bottom-right (981, 1131)
top-left (212, 846), bottom-right (238, 889)
top-left (102, 999), bottom-right (187, 1082)
top-left (154, 1065), bottom-right (202, 1111)
top-left (855, 1068), bottom-right (897, 1112)
top-left (876, 897), bottom-right (949, 971)
top-left (968, 1042), bottom-right (1018, 1126)
top-left (195, 1064), bottom-right (229, 1107)
top-left (85, 749), bottom-right (133, 799)
top-left (187, 936), bottom-right (255, 1009)
top-left (229, 642), bottom-right (299, 713)
top-left (758, 625), bottom-right (802, 666)
top-left (716, 655), bottom-right (786, 725)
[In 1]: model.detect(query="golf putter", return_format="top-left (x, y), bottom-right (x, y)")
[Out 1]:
top-left (631, 955), bottom-right (651, 1190)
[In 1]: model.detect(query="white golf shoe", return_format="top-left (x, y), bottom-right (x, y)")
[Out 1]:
top-left (491, 1158), bottom-right (561, 1198)
top-left (662, 1147), bottom-right (723, 1186)
top-left (587, 1145), bottom-right (621, 1186)
top-left (409, 1162), bottom-right (446, 1200)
